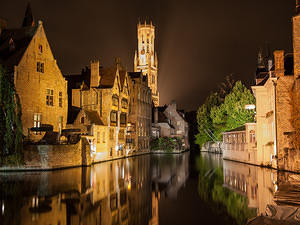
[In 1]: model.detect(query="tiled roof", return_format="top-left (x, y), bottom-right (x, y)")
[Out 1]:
top-left (99, 66), bottom-right (117, 88)
top-left (0, 25), bottom-right (38, 71)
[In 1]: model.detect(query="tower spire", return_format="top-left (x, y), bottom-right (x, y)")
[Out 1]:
top-left (22, 2), bottom-right (34, 27)
top-left (257, 48), bottom-right (265, 68)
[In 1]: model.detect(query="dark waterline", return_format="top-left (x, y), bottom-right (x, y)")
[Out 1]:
top-left (0, 151), bottom-right (299, 225)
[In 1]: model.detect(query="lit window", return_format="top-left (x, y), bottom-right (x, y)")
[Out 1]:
top-left (110, 111), bottom-right (117, 125)
top-left (121, 98), bottom-right (128, 109)
top-left (112, 95), bottom-right (118, 106)
top-left (33, 113), bottom-right (42, 135)
top-left (33, 113), bottom-right (41, 128)
top-left (46, 89), bottom-right (54, 106)
top-left (120, 113), bottom-right (127, 126)
top-left (59, 92), bottom-right (63, 107)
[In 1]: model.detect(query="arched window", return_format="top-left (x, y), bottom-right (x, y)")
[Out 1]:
top-left (81, 117), bottom-right (84, 124)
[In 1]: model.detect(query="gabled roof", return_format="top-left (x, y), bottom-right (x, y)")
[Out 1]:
top-left (84, 110), bottom-right (104, 125)
top-left (0, 24), bottom-right (38, 71)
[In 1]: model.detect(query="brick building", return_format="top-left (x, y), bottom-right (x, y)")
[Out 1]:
top-left (66, 59), bottom-right (130, 159)
top-left (250, 1), bottom-right (300, 171)
top-left (0, 3), bottom-right (68, 141)
top-left (127, 72), bottom-right (152, 152)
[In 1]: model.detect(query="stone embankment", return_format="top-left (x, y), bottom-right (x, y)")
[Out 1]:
top-left (201, 142), bottom-right (223, 154)
top-left (0, 139), bottom-right (150, 172)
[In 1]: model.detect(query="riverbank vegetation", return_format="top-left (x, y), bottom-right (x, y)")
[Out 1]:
top-left (195, 76), bottom-right (255, 148)
top-left (0, 65), bottom-right (24, 166)
top-left (150, 137), bottom-right (183, 152)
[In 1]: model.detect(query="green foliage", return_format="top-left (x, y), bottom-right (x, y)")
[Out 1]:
top-left (0, 65), bottom-right (24, 165)
top-left (150, 137), bottom-right (182, 152)
top-left (195, 92), bottom-right (220, 147)
top-left (210, 81), bottom-right (255, 139)
top-left (195, 79), bottom-right (255, 147)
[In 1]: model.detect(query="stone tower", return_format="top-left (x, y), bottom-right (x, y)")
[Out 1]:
top-left (134, 21), bottom-right (159, 106)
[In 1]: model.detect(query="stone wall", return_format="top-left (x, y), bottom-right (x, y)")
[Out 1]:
top-left (23, 138), bottom-right (91, 169)
top-left (276, 76), bottom-right (295, 171)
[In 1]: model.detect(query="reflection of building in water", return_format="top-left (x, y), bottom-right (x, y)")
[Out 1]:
top-left (148, 192), bottom-right (159, 225)
top-left (0, 155), bottom-right (154, 225)
top-left (223, 160), bottom-right (277, 215)
top-left (151, 152), bottom-right (189, 199)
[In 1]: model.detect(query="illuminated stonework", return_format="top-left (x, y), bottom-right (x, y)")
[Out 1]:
top-left (134, 21), bottom-right (159, 106)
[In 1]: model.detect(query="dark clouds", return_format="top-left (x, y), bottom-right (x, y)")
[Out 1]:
top-left (0, 0), bottom-right (295, 110)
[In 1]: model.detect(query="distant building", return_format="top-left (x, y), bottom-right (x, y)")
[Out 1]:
top-left (0, 3), bottom-right (68, 141)
top-left (127, 72), bottom-right (152, 152)
top-left (152, 101), bottom-right (189, 150)
top-left (134, 21), bottom-right (159, 107)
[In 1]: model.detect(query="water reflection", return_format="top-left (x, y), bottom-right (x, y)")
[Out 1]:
top-left (0, 153), bottom-right (190, 225)
top-left (2, 152), bottom-right (300, 225)
top-left (197, 152), bottom-right (300, 225)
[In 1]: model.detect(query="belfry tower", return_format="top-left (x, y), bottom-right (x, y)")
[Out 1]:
top-left (134, 21), bottom-right (159, 106)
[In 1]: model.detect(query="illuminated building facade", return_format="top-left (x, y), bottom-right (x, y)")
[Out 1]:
top-left (134, 21), bottom-right (159, 107)
top-left (127, 72), bottom-right (152, 152)
top-left (67, 59), bottom-right (130, 160)
top-left (0, 3), bottom-right (68, 141)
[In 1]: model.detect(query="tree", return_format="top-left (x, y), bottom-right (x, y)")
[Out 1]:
top-left (0, 65), bottom-right (23, 165)
top-left (195, 92), bottom-right (220, 147)
top-left (210, 81), bottom-right (255, 139)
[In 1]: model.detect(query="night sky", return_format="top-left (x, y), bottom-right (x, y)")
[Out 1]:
top-left (0, 0), bottom-right (296, 110)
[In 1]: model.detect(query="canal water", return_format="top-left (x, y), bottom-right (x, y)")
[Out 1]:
top-left (0, 151), bottom-right (300, 225)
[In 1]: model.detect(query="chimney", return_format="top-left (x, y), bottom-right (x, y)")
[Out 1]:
top-left (90, 60), bottom-right (100, 87)
top-left (274, 50), bottom-right (285, 77)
